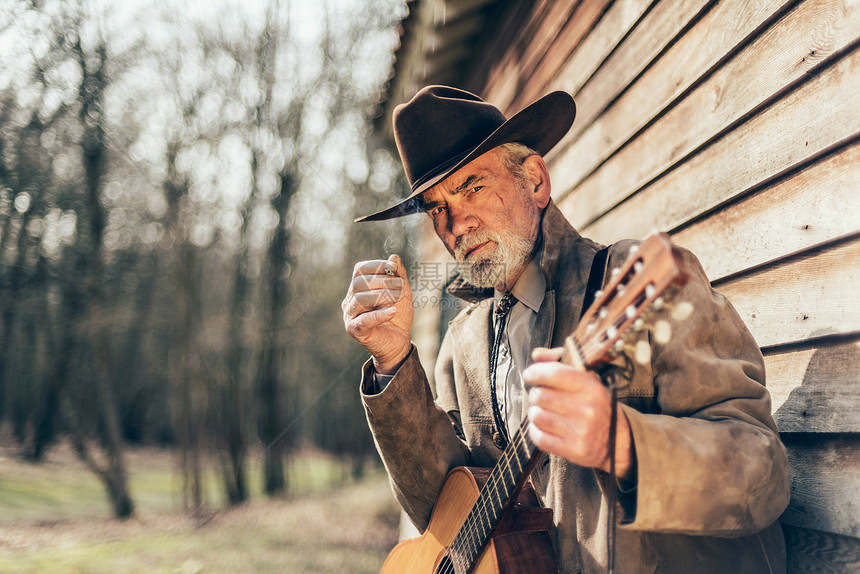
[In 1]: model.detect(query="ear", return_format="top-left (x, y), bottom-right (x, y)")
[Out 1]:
top-left (522, 154), bottom-right (552, 208)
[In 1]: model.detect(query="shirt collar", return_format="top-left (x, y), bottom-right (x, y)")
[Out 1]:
top-left (495, 255), bottom-right (546, 313)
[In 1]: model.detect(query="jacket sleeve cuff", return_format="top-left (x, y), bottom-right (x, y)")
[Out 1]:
top-left (359, 346), bottom-right (414, 396)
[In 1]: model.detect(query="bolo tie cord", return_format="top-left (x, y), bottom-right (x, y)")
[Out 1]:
top-left (489, 294), bottom-right (517, 448)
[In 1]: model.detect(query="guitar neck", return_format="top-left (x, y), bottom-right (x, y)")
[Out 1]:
top-left (448, 417), bottom-right (545, 570)
top-left (448, 331), bottom-right (594, 571)
top-left (442, 233), bottom-right (691, 573)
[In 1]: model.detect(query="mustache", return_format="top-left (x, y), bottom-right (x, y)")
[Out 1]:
top-left (454, 229), bottom-right (499, 261)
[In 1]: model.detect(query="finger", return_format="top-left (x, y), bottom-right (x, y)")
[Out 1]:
top-left (527, 386), bottom-right (576, 417)
top-left (347, 306), bottom-right (397, 337)
top-left (352, 289), bottom-right (402, 310)
top-left (387, 254), bottom-right (413, 295)
top-left (531, 347), bottom-right (563, 362)
top-left (528, 423), bottom-right (590, 464)
top-left (527, 403), bottom-right (569, 437)
top-left (353, 259), bottom-right (399, 278)
top-left (528, 408), bottom-right (605, 462)
top-left (523, 361), bottom-right (600, 392)
top-left (351, 274), bottom-right (403, 293)
top-left (344, 288), bottom-right (401, 323)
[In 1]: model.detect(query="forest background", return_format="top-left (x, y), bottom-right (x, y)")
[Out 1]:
top-left (0, 0), bottom-right (416, 558)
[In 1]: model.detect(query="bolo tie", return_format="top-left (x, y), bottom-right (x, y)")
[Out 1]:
top-left (489, 293), bottom-right (517, 449)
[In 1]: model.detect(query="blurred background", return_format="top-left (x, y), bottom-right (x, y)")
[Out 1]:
top-left (0, 0), bottom-right (414, 571)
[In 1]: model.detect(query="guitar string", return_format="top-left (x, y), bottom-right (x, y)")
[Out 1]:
top-left (449, 414), bottom-right (540, 571)
top-left (450, 420), bottom-right (531, 567)
top-left (439, 429), bottom-right (528, 574)
top-left (441, 416), bottom-right (540, 574)
top-left (440, 257), bottom-right (671, 572)
top-left (443, 323), bottom-right (629, 573)
top-left (453, 427), bottom-right (523, 558)
top-left (462, 267), bottom-right (650, 546)
top-left (447, 333), bottom-right (585, 571)
top-left (444, 293), bottom-right (653, 572)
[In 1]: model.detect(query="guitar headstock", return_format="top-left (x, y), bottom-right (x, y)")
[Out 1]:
top-left (564, 233), bottom-right (692, 369)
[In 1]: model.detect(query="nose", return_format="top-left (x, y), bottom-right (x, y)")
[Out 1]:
top-left (448, 201), bottom-right (477, 238)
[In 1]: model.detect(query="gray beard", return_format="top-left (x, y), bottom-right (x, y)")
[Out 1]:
top-left (454, 229), bottom-right (535, 290)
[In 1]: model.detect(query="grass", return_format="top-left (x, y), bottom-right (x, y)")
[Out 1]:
top-left (0, 441), bottom-right (400, 573)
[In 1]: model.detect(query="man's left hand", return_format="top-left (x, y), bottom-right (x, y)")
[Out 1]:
top-left (524, 347), bottom-right (636, 482)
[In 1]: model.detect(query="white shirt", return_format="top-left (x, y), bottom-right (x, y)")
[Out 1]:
top-left (492, 257), bottom-right (546, 437)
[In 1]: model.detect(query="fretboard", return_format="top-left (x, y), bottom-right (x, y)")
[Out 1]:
top-left (447, 417), bottom-right (543, 572)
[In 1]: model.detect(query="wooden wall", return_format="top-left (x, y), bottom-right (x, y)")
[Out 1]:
top-left (460, 0), bottom-right (860, 569)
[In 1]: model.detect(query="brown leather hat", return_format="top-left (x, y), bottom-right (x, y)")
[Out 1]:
top-left (356, 85), bottom-right (576, 222)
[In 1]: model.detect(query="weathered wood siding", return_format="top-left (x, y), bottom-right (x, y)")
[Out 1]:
top-left (462, 0), bottom-right (860, 569)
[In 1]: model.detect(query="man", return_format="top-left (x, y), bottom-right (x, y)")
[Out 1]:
top-left (342, 86), bottom-right (790, 573)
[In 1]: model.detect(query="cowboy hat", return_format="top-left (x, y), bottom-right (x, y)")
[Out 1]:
top-left (356, 85), bottom-right (576, 222)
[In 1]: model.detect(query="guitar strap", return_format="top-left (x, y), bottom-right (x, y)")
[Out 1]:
top-left (581, 245), bottom-right (610, 320)
top-left (582, 245), bottom-right (622, 574)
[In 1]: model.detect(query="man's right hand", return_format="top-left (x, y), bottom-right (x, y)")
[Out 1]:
top-left (342, 254), bottom-right (413, 375)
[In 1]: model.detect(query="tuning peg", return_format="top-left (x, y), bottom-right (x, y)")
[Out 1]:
top-left (625, 305), bottom-right (637, 320)
top-left (671, 301), bottom-right (694, 321)
top-left (635, 340), bottom-right (651, 364)
top-left (628, 244), bottom-right (640, 255)
top-left (654, 320), bottom-right (671, 344)
top-left (613, 338), bottom-right (652, 365)
top-left (646, 284), bottom-right (656, 297)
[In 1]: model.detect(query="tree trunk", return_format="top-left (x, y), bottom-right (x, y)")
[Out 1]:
top-left (258, 171), bottom-right (296, 496)
top-left (219, 192), bottom-right (253, 505)
top-left (164, 138), bottom-right (205, 515)
top-left (63, 395), bottom-right (134, 519)
top-left (64, 39), bottom-right (135, 519)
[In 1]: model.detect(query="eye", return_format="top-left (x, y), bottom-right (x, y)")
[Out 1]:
top-left (469, 186), bottom-right (484, 194)
top-left (427, 205), bottom-right (446, 217)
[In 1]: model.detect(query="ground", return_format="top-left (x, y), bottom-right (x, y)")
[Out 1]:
top-left (0, 440), bottom-right (400, 573)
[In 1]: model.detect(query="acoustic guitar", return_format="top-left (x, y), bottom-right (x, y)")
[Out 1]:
top-left (380, 233), bottom-right (692, 574)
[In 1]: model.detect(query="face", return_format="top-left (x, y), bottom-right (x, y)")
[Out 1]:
top-left (420, 147), bottom-right (551, 291)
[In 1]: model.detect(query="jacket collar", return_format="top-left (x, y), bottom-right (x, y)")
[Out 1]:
top-left (446, 200), bottom-right (581, 302)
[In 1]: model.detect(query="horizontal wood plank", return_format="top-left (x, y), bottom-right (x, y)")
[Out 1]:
top-left (546, 0), bottom-right (655, 100)
top-left (765, 338), bottom-right (860, 433)
top-left (508, 0), bottom-right (612, 114)
top-left (497, 0), bottom-right (583, 112)
top-left (482, 0), bottom-right (562, 110)
top-left (576, 44), bottom-right (860, 243)
top-left (550, 0), bottom-right (794, 196)
top-left (671, 142), bottom-right (860, 281)
top-left (716, 240), bottom-right (860, 349)
top-left (547, 0), bottom-right (715, 153)
top-left (782, 525), bottom-right (860, 574)
top-left (467, 0), bottom-right (539, 95)
top-left (781, 435), bottom-right (860, 537)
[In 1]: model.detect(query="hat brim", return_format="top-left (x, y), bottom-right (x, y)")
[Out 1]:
top-left (355, 91), bottom-right (576, 222)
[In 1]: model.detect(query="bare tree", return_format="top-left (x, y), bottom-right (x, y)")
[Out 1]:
top-left (0, 0), bottom-right (407, 518)
top-left (62, 13), bottom-right (134, 519)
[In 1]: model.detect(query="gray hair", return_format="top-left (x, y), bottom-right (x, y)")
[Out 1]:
top-left (497, 142), bottom-right (539, 180)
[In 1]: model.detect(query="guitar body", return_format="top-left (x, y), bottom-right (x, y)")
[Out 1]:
top-left (380, 467), bottom-right (558, 574)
